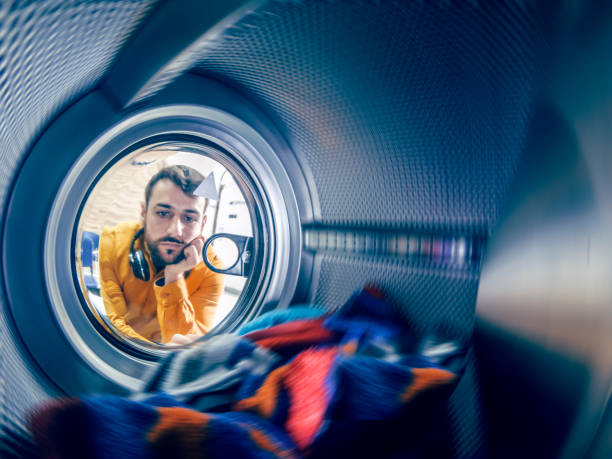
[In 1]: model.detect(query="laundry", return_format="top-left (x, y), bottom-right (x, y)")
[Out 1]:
top-left (237, 306), bottom-right (327, 336)
top-left (134, 333), bottom-right (280, 412)
top-left (29, 288), bottom-right (461, 458)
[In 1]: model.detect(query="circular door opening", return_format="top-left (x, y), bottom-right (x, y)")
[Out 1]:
top-left (25, 104), bottom-right (302, 391)
top-left (75, 141), bottom-right (257, 349)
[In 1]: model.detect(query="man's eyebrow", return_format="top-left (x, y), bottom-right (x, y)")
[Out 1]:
top-left (154, 203), bottom-right (200, 215)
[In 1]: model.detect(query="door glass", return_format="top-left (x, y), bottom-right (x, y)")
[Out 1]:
top-left (75, 143), bottom-right (253, 346)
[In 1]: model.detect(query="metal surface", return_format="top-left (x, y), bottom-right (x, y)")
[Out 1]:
top-left (0, 1), bottom-right (611, 458)
top-left (193, 1), bottom-right (539, 231)
top-left (475, 7), bottom-right (612, 456)
top-left (102, 0), bottom-right (261, 108)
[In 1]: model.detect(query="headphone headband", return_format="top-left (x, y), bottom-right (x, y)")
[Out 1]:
top-left (130, 227), bottom-right (145, 253)
top-left (129, 227), bottom-right (150, 281)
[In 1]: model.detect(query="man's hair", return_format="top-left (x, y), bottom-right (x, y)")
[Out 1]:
top-left (144, 165), bottom-right (206, 207)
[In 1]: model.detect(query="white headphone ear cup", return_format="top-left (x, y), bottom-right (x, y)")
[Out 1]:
top-left (130, 250), bottom-right (150, 281)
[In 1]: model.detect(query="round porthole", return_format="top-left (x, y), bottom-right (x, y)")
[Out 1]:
top-left (75, 140), bottom-right (258, 349)
top-left (5, 102), bottom-right (301, 393)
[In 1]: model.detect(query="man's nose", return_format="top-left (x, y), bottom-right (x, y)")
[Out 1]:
top-left (167, 216), bottom-right (184, 239)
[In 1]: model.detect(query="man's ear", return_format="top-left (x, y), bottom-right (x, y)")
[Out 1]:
top-left (140, 202), bottom-right (146, 224)
top-left (200, 215), bottom-right (207, 234)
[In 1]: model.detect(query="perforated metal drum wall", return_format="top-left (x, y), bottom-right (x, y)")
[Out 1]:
top-left (0, 0), bottom-right (155, 209)
top-left (0, 1), bottom-right (156, 454)
top-left (0, 1), bottom-right (551, 457)
top-left (195, 0), bottom-right (539, 230)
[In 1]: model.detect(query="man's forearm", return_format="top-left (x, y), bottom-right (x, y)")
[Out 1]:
top-left (107, 314), bottom-right (150, 342)
top-left (154, 277), bottom-right (199, 343)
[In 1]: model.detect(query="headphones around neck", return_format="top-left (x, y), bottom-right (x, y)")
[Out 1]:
top-left (128, 228), bottom-right (150, 281)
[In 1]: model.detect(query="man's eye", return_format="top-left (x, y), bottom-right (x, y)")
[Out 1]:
top-left (183, 215), bottom-right (195, 223)
top-left (156, 211), bottom-right (170, 218)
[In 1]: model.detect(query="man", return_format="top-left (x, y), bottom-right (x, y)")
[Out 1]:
top-left (99, 165), bottom-right (224, 345)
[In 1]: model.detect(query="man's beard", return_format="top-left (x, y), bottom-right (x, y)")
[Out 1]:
top-left (146, 235), bottom-right (186, 271)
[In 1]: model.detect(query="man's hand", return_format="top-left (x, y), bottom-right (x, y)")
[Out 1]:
top-left (164, 236), bottom-right (204, 284)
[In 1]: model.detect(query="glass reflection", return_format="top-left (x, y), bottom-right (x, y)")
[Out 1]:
top-left (209, 237), bottom-right (240, 270)
top-left (76, 145), bottom-right (252, 346)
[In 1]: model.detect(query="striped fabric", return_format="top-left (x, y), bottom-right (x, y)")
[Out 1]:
top-left (29, 288), bottom-right (460, 458)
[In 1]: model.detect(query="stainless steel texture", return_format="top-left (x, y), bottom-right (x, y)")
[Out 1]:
top-left (0, 1), bottom-right (611, 457)
top-left (475, 8), bottom-right (612, 457)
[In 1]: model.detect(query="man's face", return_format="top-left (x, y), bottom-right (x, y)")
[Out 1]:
top-left (142, 179), bottom-right (207, 269)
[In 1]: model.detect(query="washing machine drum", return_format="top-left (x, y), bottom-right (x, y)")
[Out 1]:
top-left (2, 2), bottom-right (612, 458)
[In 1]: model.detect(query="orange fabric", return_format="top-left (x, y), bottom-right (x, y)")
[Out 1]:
top-left (234, 364), bottom-right (291, 418)
top-left (99, 222), bottom-right (224, 344)
top-left (400, 367), bottom-right (456, 403)
top-left (340, 339), bottom-right (358, 355)
top-left (147, 407), bottom-right (210, 456)
top-left (247, 426), bottom-right (296, 459)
